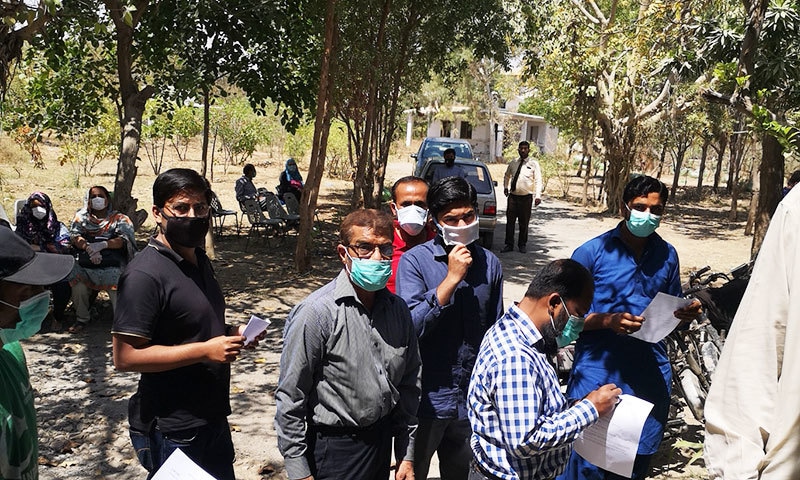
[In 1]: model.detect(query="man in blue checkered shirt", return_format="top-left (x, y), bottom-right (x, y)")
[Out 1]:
top-left (467, 259), bottom-right (622, 480)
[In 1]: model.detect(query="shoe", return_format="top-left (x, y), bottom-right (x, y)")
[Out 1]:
top-left (519, 246), bottom-right (527, 253)
top-left (68, 322), bottom-right (87, 334)
top-left (500, 245), bottom-right (514, 253)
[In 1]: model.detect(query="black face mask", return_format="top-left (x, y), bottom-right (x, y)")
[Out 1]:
top-left (159, 210), bottom-right (209, 248)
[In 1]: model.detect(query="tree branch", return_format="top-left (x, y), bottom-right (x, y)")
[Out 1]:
top-left (570, 0), bottom-right (601, 24)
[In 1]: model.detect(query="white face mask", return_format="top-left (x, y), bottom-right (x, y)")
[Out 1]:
top-left (32, 206), bottom-right (47, 220)
top-left (396, 204), bottom-right (428, 236)
top-left (438, 218), bottom-right (480, 246)
top-left (90, 197), bottom-right (107, 210)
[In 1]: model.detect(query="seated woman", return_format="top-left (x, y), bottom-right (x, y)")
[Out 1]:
top-left (14, 191), bottom-right (73, 332)
top-left (277, 158), bottom-right (304, 202)
top-left (67, 186), bottom-right (136, 333)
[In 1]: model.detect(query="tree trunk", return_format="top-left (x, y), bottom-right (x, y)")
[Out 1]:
top-left (107, 0), bottom-right (152, 230)
top-left (670, 147), bottom-right (685, 203)
top-left (295, 0), bottom-right (338, 273)
top-left (744, 158), bottom-right (758, 235)
top-left (712, 134), bottom-right (727, 193)
top-left (697, 137), bottom-right (710, 189)
top-left (201, 88), bottom-right (210, 178)
top-left (751, 134), bottom-right (784, 256)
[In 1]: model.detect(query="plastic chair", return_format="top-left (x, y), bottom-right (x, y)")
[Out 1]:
top-left (283, 192), bottom-right (320, 225)
top-left (240, 198), bottom-right (284, 250)
top-left (210, 192), bottom-right (238, 237)
top-left (263, 191), bottom-right (299, 230)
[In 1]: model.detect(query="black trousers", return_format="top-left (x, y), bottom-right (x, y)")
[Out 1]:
top-left (306, 420), bottom-right (393, 480)
top-left (505, 193), bottom-right (533, 247)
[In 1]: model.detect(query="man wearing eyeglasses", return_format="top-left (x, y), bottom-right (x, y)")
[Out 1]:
top-left (275, 209), bottom-right (422, 480)
top-left (397, 176), bottom-right (504, 480)
top-left (113, 169), bottom-right (257, 479)
top-left (556, 175), bottom-right (703, 480)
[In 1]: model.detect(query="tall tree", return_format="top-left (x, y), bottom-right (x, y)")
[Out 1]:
top-left (699, 0), bottom-right (800, 254)
top-left (335, 0), bottom-right (510, 209)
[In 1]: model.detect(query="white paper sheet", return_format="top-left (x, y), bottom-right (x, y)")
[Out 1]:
top-left (628, 292), bottom-right (693, 343)
top-left (573, 394), bottom-right (654, 478)
top-left (152, 448), bottom-right (217, 480)
top-left (242, 315), bottom-right (271, 345)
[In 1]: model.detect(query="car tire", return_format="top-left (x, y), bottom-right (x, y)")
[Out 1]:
top-left (480, 231), bottom-right (494, 250)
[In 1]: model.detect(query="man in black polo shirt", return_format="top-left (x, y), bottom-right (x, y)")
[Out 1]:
top-left (112, 168), bottom-right (248, 479)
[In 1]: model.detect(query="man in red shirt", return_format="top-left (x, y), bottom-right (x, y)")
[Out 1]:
top-left (387, 176), bottom-right (436, 293)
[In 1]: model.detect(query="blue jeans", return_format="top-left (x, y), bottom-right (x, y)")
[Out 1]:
top-left (130, 418), bottom-right (235, 480)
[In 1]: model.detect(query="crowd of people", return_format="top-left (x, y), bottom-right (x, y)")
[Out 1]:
top-left (2, 160), bottom-right (798, 480)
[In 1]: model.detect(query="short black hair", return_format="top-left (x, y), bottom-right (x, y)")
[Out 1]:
top-left (789, 170), bottom-right (800, 186)
top-left (623, 175), bottom-right (669, 204)
top-left (153, 168), bottom-right (211, 208)
top-left (243, 164), bottom-right (256, 176)
top-left (391, 176), bottom-right (428, 201)
top-left (519, 141), bottom-right (530, 148)
top-left (525, 259), bottom-right (594, 301)
top-left (428, 176), bottom-right (477, 219)
top-left (443, 148), bottom-right (456, 157)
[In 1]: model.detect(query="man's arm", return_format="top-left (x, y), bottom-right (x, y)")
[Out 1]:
top-left (490, 355), bottom-right (601, 457)
top-left (392, 310), bottom-right (422, 466)
top-left (275, 303), bottom-right (328, 480)
top-left (112, 334), bottom-right (244, 372)
top-left (503, 161), bottom-right (515, 195)
top-left (533, 159), bottom-right (543, 202)
top-left (397, 246), bottom-right (469, 338)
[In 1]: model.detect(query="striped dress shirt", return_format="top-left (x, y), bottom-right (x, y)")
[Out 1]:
top-left (468, 305), bottom-right (599, 480)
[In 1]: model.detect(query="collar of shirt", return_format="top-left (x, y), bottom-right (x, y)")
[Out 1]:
top-left (505, 303), bottom-right (543, 347)
top-left (333, 268), bottom-right (391, 311)
top-left (610, 221), bottom-right (661, 257)
top-left (146, 236), bottom-right (208, 266)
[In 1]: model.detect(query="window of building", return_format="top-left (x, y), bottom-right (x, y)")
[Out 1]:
top-left (459, 121), bottom-right (473, 139)
top-left (442, 121), bottom-right (452, 137)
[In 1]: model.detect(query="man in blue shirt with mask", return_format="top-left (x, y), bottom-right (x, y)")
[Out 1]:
top-left (557, 175), bottom-right (702, 480)
top-left (397, 176), bottom-right (504, 480)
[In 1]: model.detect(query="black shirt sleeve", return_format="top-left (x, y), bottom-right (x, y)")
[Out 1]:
top-left (112, 266), bottom-right (163, 339)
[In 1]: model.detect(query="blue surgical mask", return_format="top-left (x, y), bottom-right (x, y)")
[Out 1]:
top-left (0, 291), bottom-right (51, 344)
top-left (556, 298), bottom-right (585, 347)
top-left (625, 204), bottom-right (661, 238)
top-left (345, 252), bottom-right (392, 292)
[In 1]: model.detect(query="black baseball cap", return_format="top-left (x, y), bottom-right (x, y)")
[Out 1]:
top-left (0, 226), bottom-right (75, 285)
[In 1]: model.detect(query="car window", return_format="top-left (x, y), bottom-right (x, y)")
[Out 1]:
top-left (421, 142), bottom-right (473, 159)
top-left (425, 163), bottom-right (494, 195)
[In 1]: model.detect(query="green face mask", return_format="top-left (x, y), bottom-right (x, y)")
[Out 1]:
top-left (0, 291), bottom-right (51, 344)
top-left (345, 252), bottom-right (392, 292)
top-left (556, 298), bottom-right (586, 348)
top-left (625, 204), bottom-right (661, 238)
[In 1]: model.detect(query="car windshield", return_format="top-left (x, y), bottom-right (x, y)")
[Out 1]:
top-left (421, 142), bottom-right (472, 159)
top-left (425, 163), bottom-right (494, 195)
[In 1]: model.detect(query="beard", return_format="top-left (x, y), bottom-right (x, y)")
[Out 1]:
top-left (537, 309), bottom-right (568, 356)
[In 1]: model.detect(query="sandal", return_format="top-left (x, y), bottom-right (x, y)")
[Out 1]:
top-left (68, 323), bottom-right (87, 334)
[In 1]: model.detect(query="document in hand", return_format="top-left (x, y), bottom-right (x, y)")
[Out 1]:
top-left (629, 292), bottom-right (693, 343)
top-left (242, 315), bottom-right (271, 345)
top-left (152, 448), bottom-right (216, 480)
top-left (573, 394), bottom-right (654, 478)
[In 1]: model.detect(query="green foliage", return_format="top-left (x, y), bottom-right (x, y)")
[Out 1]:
top-left (168, 105), bottom-right (201, 161)
top-left (211, 97), bottom-right (268, 171)
top-left (58, 111), bottom-right (119, 183)
top-left (2, 37), bottom-right (111, 137)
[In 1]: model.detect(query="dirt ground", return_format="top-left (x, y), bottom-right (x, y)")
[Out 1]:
top-left (2, 143), bottom-right (754, 479)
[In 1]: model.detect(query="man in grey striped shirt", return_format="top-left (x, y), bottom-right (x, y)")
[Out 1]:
top-left (275, 209), bottom-right (422, 480)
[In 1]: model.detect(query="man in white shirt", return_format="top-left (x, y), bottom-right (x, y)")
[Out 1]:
top-left (703, 186), bottom-right (800, 479)
top-left (502, 141), bottom-right (542, 253)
